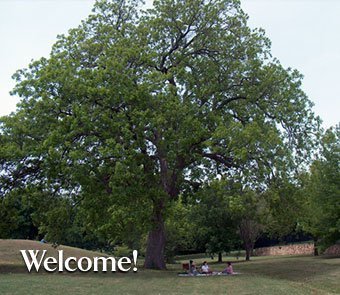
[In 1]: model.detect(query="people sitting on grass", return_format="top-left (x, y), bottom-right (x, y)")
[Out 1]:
top-left (222, 262), bottom-right (234, 275)
top-left (180, 260), bottom-right (235, 276)
top-left (201, 261), bottom-right (212, 274)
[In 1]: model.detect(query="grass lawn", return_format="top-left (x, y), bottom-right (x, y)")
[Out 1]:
top-left (0, 240), bottom-right (339, 294)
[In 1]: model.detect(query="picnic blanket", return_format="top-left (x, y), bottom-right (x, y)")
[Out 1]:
top-left (178, 272), bottom-right (241, 277)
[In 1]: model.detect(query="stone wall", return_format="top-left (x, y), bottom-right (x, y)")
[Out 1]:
top-left (254, 243), bottom-right (314, 256)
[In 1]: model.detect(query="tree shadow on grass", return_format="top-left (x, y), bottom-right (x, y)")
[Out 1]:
top-left (0, 264), bottom-right (27, 274)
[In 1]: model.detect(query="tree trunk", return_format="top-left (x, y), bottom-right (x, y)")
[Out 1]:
top-left (245, 243), bottom-right (253, 261)
top-left (218, 252), bottom-right (223, 263)
top-left (313, 237), bottom-right (319, 256)
top-left (144, 201), bottom-right (166, 269)
top-left (245, 248), bottom-right (250, 261)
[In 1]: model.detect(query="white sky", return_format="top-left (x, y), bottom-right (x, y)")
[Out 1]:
top-left (0, 0), bottom-right (339, 129)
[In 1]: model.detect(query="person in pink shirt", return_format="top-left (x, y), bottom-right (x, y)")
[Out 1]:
top-left (222, 262), bottom-right (233, 274)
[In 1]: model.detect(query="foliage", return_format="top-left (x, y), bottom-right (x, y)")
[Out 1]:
top-left (0, 194), bottom-right (38, 239)
top-left (164, 198), bottom-right (196, 262)
top-left (301, 125), bottom-right (340, 250)
top-left (262, 179), bottom-right (305, 238)
top-left (191, 181), bottom-right (240, 260)
top-left (114, 244), bottom-right (133, 257)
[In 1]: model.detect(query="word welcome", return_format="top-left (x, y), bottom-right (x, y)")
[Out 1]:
top-left (20, 249), bottom-right (138, 273)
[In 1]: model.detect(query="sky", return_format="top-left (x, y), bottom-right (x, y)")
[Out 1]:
top-left (0, 0), bottom-right (339, 129)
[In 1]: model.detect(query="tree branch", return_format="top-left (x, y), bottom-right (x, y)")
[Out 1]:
top-left (202, 152), bottom-right (235, 168)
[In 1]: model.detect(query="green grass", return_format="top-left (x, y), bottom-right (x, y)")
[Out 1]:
top-left (0, 240), bottom-right (339, 294)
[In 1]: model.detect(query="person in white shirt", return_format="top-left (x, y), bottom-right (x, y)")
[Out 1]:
top-left (201, 261), bottom-right (212, 274)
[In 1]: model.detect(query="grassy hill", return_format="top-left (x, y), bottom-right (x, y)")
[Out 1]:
top-left (0, 239), bottom-right (107, 272)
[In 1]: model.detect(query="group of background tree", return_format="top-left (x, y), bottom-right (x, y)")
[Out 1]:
top-left (0, 0), bottom-right (339, 269)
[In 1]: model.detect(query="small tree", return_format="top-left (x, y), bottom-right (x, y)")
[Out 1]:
top-left (234, 192), bottom-right (266, 261)
top-left (239, 218), bottom-right (263, 261)
top-left (192, 181), bottom-right (239, 262)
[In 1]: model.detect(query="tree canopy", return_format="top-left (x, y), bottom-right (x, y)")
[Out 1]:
top-left (0, 0), bottom-right (320, 269)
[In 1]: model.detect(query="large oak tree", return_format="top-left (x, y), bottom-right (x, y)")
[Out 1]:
top-left (0, 0), bottom-right (319, 269)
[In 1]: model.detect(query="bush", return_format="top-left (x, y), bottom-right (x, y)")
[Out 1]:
top-left (114, 245), bottom-right (132, 257)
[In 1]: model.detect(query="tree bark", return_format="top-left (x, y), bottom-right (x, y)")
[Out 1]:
top-left (245, 245), bottom-right (251, 261)
top-left (218, 252), bottom-right (223, 263)
top-left (144, 201), bottom-right (166, 269)
top-left (313, 237), bottom-right (319, 256)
